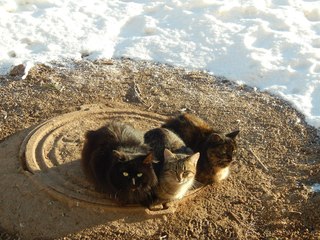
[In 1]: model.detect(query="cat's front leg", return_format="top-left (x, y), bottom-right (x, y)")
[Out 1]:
top-left (148, 202), bottom-right (165, 211)
top-left (148, 199), bottom-right (176, 211)
top-left (162, 200), bottom-right (176, 209)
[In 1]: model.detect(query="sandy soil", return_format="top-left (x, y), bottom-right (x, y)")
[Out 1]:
top-left (0, 58), bottom-right (320, 240)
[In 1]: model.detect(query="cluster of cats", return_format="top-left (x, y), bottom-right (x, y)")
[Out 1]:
top-left (81, 113), bottom-right (239, 208)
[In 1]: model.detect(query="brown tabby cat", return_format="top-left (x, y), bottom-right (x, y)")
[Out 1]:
top-left (155, 148), bottom-right (199, 201)
top-left (81, 122), bottom-right (158, 205)
top-left (144, 128), bottom-right (199, 203)
top-left (162, 113), bottom-right (239, 184)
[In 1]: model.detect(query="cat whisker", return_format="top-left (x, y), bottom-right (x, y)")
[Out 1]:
top-left (114, 191), bottom-right (119, 200)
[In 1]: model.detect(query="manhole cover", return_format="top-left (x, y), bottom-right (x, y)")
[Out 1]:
top-left (19, 104), bottom-right (202, 214)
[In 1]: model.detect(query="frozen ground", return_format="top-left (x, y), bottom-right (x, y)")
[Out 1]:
top-left (0, 0), bottom-right (319, 128)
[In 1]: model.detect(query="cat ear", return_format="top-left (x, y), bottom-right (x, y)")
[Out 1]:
top-left (209, 133), bottom-right (223, 142)
top-left (85, 130), bottom-right (96, 140)
top-left (163, 149), bottom-right (175, 162)
top-left (143, 153), bottom-right (154, 165)
top-left (226, 130), bottom-right (240, 139)
top-left (112, 150), bottom-right (125, 161)
top-left (188, 152), bottom-right (200, 166)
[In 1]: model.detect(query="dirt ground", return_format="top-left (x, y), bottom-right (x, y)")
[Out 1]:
top-left (0, 58), bottom-right (320, 240)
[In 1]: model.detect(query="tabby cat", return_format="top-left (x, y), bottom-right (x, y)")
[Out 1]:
top-left (81, 122), bottom-right (158, 205)
top-left (162, 113), bottom-right (239, 184)
top-left (155, 149), bottom-right (199, 201)
top-left (144, 128), bottom-right (199, 203)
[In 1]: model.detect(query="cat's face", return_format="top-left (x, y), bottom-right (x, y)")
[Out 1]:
top-left (162, 149), bottom-right (199, 184)
top-left (110, 152), bottom-right (157, 193)
top-left (205, 131), bottom-right (239, 167)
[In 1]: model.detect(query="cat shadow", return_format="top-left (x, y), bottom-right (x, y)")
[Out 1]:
top-left (31, 158), bottom-right (177, 216)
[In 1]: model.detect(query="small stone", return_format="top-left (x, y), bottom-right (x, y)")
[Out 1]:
top-left (9, 64), bottom-right (25, 77)
top-left (1, 110), bottom-right (7, 120)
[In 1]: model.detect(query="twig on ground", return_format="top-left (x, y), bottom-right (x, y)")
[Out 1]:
top-left (249, 147), bottom-right (269, 171)
top-left (226, 211), bottom-right (242, 225)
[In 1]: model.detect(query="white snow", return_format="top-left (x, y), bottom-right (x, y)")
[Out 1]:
top-left (1, 0), bottom-right (320, 128)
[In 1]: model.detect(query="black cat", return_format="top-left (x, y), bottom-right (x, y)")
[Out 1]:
top-left (81, 122), bottom-right (158, 205)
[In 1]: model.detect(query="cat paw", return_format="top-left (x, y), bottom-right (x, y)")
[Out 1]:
top-left (148, 203), bottom-right (165, 211)
top-left (163, 201), bottom-right (175, 209)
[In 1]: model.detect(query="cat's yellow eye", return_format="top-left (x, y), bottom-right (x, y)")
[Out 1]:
top-left (137, 173), bottom-right (143, 177)
top-left (123, 172), bottom-right (129, 177)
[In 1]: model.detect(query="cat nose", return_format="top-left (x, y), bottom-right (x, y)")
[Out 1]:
top-left (132, 178), bottom-right (136, 186)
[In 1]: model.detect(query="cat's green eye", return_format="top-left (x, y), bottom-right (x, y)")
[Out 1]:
top-left (137, 173), bottom-right (143, 177)
top-left (123, 172), bottom-right (129, 177)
